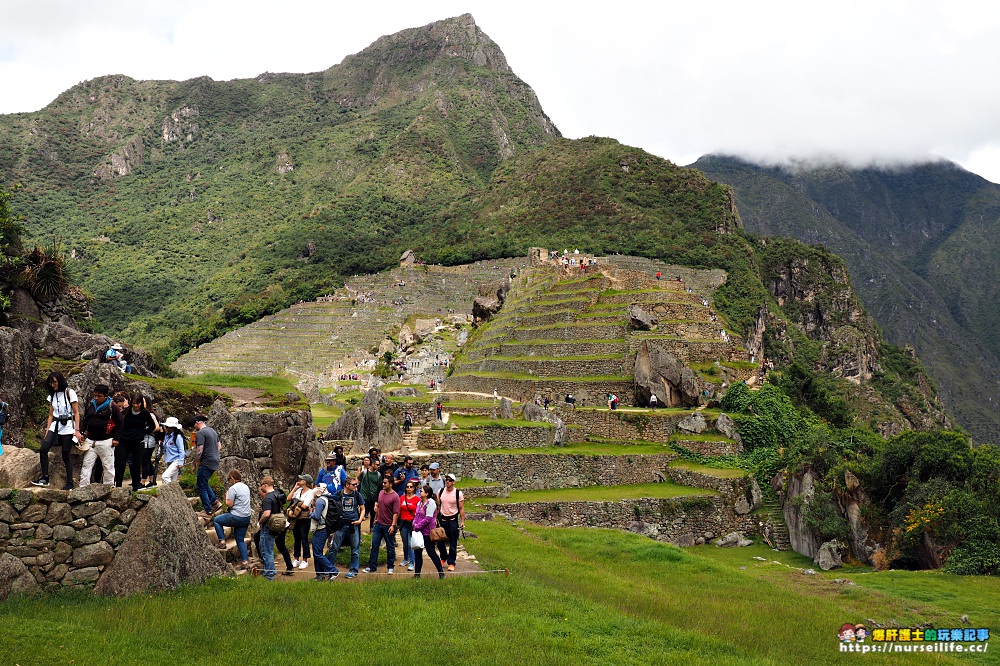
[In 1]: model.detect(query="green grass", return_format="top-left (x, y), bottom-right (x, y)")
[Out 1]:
top-left (491, 442), bottom-right (675, 456)
top-left (179, 373), bottom-right (299, 398)
top-left (485, 482), bottom-right (716, 504)
top-left (450, 371), bottom-right (630, 382)
top-left (310, 403), bottom-right (342, 429)
top-left (0, 520), bottom-right (996, 665)
top-left (437, 415), bottom-right (552, 430)
top-left (667, 460), bottom-right (749, 478)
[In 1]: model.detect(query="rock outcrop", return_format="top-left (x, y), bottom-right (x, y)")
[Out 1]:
top-left (521, 402), bottom-right (566, 446)
top-left (628, 305), bottom-right (657, 331)
top-left (814, 540), bottom-right (845, 570)
top-left (325, 389), bottom-right (402, 455)
top-left (208, 400), bottom-right (319, 493)
top-left (0, 326), bottom-right (39, 448)
top-left (94, 483), bottom-right (230, 596)
top-left (472, 277), bottom-right (510, 325)
top-left (633, 340), bottom-right (700, 408)
top-left (0, 552), bottom-right (40, 600)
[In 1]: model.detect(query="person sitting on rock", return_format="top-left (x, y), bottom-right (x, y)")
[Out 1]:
top-left (105, 343), bottom-right (131, 373)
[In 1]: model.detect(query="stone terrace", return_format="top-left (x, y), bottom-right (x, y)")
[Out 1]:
top-left (173, 259), bottom-right (524, 377)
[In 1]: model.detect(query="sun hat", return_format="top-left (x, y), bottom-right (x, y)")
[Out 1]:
top-left (162, 416), bottom-right (183, 429)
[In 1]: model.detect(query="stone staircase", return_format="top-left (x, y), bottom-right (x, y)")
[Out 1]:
top-left (758, 486), bottom-right (791, 551)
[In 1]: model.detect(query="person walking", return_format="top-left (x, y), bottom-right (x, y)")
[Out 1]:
top-left (213, 470), bottom-right (252, 571)
top-left (309, 485), bottom-right (336, 581)
top-left (326, 477), bottom-right (366, 579)
top-left (357, 456), bottom-right (381, 531)
top-left (159, 417), bottom-right (186, 484)
top-left (192, 415), bottom-right (222, 514)
top-left (78, 384), bottom-right (122, 487)
top-left (399, 480), bottom-right (420, 571)
top-left (435, 474), bottom-right (465, 572)
top-left (255, 476), bottom-right (292, 580)
top-left (411, 485), bottom-right (445, 579)
top-left (288, 474), bottom-right (314, 570)
top-left (115, 393), bottom-right (157, 492)
top-left (362, 477), bottom-right (400, 574)
top-left (34, 372), bottom-right (81, 490)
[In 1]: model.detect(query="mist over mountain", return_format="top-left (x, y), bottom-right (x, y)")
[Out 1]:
top-left (692, 154), bottom-right (1000, 442)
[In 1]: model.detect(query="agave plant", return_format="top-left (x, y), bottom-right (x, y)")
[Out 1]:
top-left (20, 242), bottom-right (69, 302)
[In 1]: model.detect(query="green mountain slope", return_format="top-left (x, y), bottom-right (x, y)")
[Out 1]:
top-left (692, 155), bottom-right (1000, 442)
top-left (0, 14), bottom-right (557, 357)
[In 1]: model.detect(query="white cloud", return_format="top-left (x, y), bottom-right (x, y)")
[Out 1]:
top-left (1, 1), bottom-right (1000, 182)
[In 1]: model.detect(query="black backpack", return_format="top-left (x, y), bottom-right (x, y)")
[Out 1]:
top-left (324, 494), bottom-right (346, 533)
top-left (0, 401), bottom-right (8, 426)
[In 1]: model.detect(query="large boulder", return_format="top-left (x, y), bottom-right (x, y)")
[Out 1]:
top-left (0, 446), bottom-right (43, 488)
top-left (33, 322), bottom-right (113, 362)
top-left (209, 400), bottom-right (319, 493)
top-left (472, 277), bottom-right (510, 325)
top-left (814, 540), bottom-right (845, 570)
top-left (94, 483), bottom-right (231, 596)
top-left (628, 305), bottom-right (657, 331)
top-left (633, 340), bottom-right (700, 408)
top-left (714, 413), bottom-right (743, 446)
top-left (0, 552), bottom-right (40, 601)
top-left (325, 389), bottom-right (402, 455)
top-left (499, 397), bottom-right (514, 420)
top-left (66, 360), bottom-right (129, 404)
top-left (520, 403), bottom-right (566, 446)
top-left (0, 326), bottom-right (39, 449)
top-left (678, 412), bottom-right (707, 434)
top-left (413, 319), bottom-right (437, 342)
top-left (714, 532), bottom-right (753, 547)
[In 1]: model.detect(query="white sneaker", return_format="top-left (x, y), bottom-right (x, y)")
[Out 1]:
top-left (387, 567), bottom-right (394, 575)
top-left (291, 559), bottom-right (300, 568)
top-left (298, 561), bottom-right (309, 569)
top-left (407, 563), bottom-right (414, 571)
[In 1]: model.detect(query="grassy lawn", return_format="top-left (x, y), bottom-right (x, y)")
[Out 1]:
top-left (310, 403), bottom-right (342, 429)
top-left (493, 442), bottom-right (676, 456)
top-left (667, 460), bottom-right (749, 478)
top-left (179, 373), bottom-right (299, 398)
top-left (0, 520), bottom-right (995, 665)
top-left (485, 482), bottom-right (716, 504)
top-left (436, 415), bottom-right (552, 430)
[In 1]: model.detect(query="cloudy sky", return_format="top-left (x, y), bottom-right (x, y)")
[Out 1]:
top-left (2, 0), bottom-right (1000, 181)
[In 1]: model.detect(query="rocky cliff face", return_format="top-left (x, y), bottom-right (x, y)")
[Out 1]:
top-left (0, 327), bottom-right (38, 448)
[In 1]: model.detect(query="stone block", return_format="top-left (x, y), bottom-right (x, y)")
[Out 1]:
top-left (35, 523), bottom-right (54, 540)
top-left (45, 502), bottom-right (73, 526)
top-left (68, 518), bottom-right (87, 529)
top-left (18, 504), bottom-right (48, 522)
top-left (0, 503), bottom-right (16, 523)
top-left (0, 553), bottom-right (40, 600)
top-left (119, 509), bottom-right (137, 526)
top-left (72, 541), bottom-right (115, 568)
top-left (50, 564), bottom-right (68, 581)
top-left (52, 525), bottom-right (75, 541)
top-left (68, 484), bottom-right (112, 503)
top-left (73, 525), bottom-right (102, 546)
top-left (62, 567), bottom-right (100, 585)
top-left (106, 531), bottom-right (126, 548)
top-left (106, 487), bottom-right (132, 511)
top-left (35, 489), bottom-right (70, 503)
top-left (90, 508), bottom-right (121, 529)
top-left (72, 501), bottom-right (107, 519)
top-left (53, 542), bottom-right (73, 564)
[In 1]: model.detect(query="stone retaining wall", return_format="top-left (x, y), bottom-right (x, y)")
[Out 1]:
top-left (0, 485), bottom-right (148, 591)
top-left (472, 357), bottom-right (627, 378)
top-left (417, 425), bottom-right (554, 450)
top-left (672, 438), bottom-right (743, 456)
top-left (626, 337), bottom-right (748, 364)
top-left (511, 323), bottom-right (627, 342)
top-left (429, 452), bottom-right (678, 491)
top-left (497, 341), bottom-right (628, 358)
top-left (560, 409), bottom-right (700, 443)
top-left (445, 375), bottom-right (635, 406)
top-left (484, 495), bottom-right (756, 545)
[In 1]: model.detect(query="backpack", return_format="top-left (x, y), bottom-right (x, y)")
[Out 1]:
top-left (323, 494), bottom-right (346, 533)
top-left (89, 400), bottom-right (115, 437)
top-left (0, 401), bottom-right (8, 426)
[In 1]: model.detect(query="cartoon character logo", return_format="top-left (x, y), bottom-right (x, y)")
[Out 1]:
top-left (854, 625), bottom-right (868, 642)
top-left (839, 623), bottom-right (857, 642)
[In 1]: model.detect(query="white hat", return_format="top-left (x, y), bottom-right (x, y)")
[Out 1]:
top-left (112, 343), bottom-right (123, 350)
top-left (163, 416), bottom-right (183, 429)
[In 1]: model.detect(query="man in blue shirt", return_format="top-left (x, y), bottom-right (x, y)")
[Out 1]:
top-left (317, 451), bottom-right (346, 493)
top-left (326, 478), bottom-right (366, 579)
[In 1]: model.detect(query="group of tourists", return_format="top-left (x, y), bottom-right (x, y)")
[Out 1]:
top-left (211, 449), bottom-right (465, 582)
top-left (31, 371), bottom-right (196, 492)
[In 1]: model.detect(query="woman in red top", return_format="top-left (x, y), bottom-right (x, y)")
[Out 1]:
top-left (399, 480), bottom-right (420, 571)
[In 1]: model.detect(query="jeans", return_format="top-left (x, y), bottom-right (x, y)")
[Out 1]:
top-left (436, 514), bottom-right (460, 566)
top-left (399, 520), bottom-right (414, 564)
top-left (79, 439), bottom-right (115, 487)
top-left (258, 525), bottom-right (276, 580)
top-left (196, 465), bottom-right (218, 512)
top-left (312, 528), bottom-right (333, 578)
top-left (367, 522), bottom-right (395, 571)
top-left (114, 439), bottom-right (143, 491)
top-left (213, 512), bottom-right (250, 562)
top-left (329, 523), bottom-right (361, 573)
